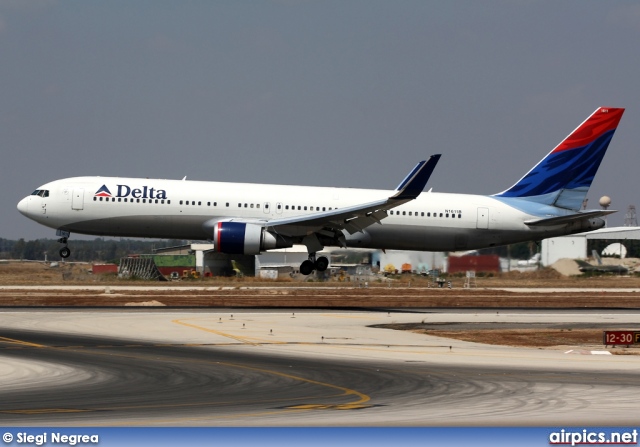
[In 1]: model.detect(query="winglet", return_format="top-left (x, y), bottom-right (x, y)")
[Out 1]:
top-left (391, 154), bottom-right (441, 200)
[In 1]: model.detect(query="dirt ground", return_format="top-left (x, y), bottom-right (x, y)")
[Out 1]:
top-left (1, 261), bottom-right (639, 352)
top-left (2, 259), bottom-right (639, 289)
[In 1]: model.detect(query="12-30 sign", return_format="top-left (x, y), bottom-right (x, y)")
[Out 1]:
top-left (603, 331), bottom-right (640, 346)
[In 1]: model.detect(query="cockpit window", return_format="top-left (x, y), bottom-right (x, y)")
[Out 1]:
top-left (30, 190), bottom-right (49, 198)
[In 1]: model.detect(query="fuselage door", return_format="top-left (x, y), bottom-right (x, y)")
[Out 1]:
top-left (72, 188), bottom-right (85, 210)
top-left (263, 202), bottom-right (270, 214)
top-left (476, 207), bottom-right (489, 229)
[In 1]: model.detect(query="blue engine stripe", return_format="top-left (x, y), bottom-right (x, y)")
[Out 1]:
top-left (219, 222), bottom-right (246, 254)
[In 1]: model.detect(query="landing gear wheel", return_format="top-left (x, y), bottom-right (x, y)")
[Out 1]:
top-left (59, 247), bottom-right (71, 258)
top-left (315, 256), bottom-right (329, 272)
top-left (300, 260), bottom-right (315, 276)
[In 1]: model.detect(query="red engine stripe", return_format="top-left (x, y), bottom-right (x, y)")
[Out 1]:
top-left (216, 221), bottom-right (222, 252)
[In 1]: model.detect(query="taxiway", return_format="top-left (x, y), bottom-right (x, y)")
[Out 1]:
top-left (1, 308), bottom-right (639, 426)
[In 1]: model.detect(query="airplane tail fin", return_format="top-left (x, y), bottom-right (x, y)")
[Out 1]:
top-left (494, 107), bottom-right (624, 211)
top-left (592, 249), bottom-right (603, 265)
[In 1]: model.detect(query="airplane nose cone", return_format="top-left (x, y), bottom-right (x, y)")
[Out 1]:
top-left (17, 197), bottom-right (29, 216)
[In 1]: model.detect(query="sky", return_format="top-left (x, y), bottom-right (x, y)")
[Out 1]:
top-left (1, 0), bottom-right (639, 240)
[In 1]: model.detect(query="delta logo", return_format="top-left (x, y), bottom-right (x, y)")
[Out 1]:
top-left (95, 185), bottom-right (112, 197)
top-left (94, 184), bottom-right (168, 200)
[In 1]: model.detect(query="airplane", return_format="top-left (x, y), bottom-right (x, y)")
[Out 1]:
top-left (576, 250), bottom-right (629, 274)
top-left (17, 107), bottom-right (625, 276)
top-left (517, 253), bottom-right (541, 267)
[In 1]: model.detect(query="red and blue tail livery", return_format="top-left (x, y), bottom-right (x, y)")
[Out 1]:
top-left (495, 107), bottom-right (624, 211)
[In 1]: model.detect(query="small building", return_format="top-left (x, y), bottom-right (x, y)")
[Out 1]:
top-left (92, 263), bottom-right (118, 275)
top-left (541, 227), bottom-right (640, 266)
top-left (152, 243), bottom-right (255, 276)
top-left (447, 254), bottom-right (500, 274)
top-left (371, 250), bottom-right (446, 274)
top-left (149, 254), bottom-right (196, 279)
top-left (256, 246), bottom-right (331, 277)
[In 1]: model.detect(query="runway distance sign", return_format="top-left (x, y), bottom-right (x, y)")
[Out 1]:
top-left (603, 331), bottom-right (640, 346)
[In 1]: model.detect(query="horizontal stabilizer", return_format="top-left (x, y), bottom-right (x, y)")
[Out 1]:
top-left (524, 210), bottom-right (616, 227)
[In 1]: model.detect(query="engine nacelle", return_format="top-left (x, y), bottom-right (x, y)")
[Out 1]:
top-left (213, 222), bottom-right (292, 255)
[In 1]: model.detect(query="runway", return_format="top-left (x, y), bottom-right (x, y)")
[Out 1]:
top-left (1, 309), bottom-right (639, 426)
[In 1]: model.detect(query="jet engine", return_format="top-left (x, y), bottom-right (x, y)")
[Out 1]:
top-left (213, 221), bottom-right (292, 255)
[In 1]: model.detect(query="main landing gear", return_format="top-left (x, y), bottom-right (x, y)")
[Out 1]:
top-left (299, 253), bottom-right (329, 276)
top-left (56, 230), bottom-right (71, 259)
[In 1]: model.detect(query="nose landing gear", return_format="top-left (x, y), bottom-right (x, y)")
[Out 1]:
top-left (56, 230), bottom-right (71, 259)
top-left (299, 253), bottom-right (329, 276)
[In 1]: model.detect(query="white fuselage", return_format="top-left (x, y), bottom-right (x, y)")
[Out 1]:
top-left (17, 176), bottom-right (601, 252)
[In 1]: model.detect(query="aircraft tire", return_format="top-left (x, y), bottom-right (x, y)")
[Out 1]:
top-left (59, 247), bottom-right (71, 258)
top-left (315, 256), bottom-right (329, 272)
top-left (300, 260), bottom-right (315, 276)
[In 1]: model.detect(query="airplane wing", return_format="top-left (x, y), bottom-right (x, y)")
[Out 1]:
top-left (218, 155), bottom-right (440, 243)
top-left (265, 155), bottom-right (440, 237)
top-left (524, 209), bottom-right (616, 227)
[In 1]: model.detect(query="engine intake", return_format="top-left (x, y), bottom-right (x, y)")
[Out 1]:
top-left (213, 222), bottom-right (292, 255)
